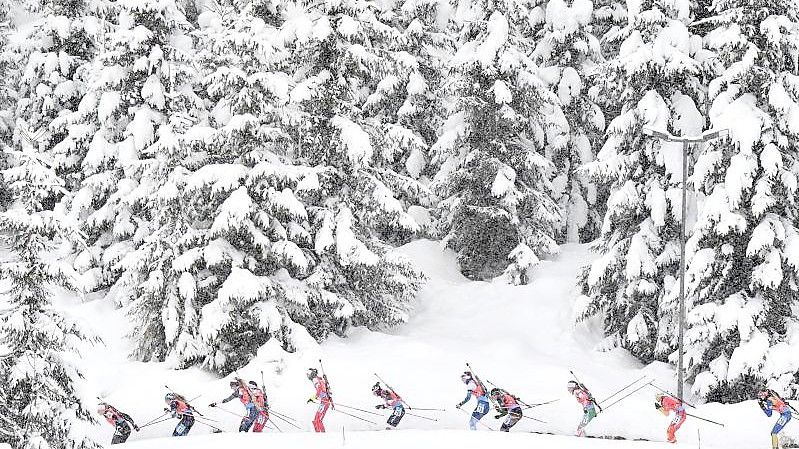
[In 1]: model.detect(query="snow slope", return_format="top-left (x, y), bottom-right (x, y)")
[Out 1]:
top-left (71, 241), bottom-right (784, 448)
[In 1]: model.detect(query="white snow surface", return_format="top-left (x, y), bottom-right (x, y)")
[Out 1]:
top-left (65, 242), bottom-right (782, 448)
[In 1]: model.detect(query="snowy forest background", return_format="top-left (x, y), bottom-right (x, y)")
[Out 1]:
top-left (2, 0), bottom-right (799, 446)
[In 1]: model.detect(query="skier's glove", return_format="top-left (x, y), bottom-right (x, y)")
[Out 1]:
top-left (456, 402), bottom-right (463, 409)
top-left (494, 414), bottom-right (502, 419)
top-left (134, 425), bottom-right (140, 432)
top-left (307, 397), bottom-right (316, 404)
top-left (209, 403), bottom-right (217, 408)
top-left (654, 402), bottom-right (662, 410)
top-left (376, 404), bottom-right (386, 409)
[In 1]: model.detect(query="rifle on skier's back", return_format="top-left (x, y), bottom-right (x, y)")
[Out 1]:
top-left (466, 362), bottom-right (489, 395)
top-left (319, 359), bottom-right (335, 409)
top-left (570, 371), bottom-right (602, 412)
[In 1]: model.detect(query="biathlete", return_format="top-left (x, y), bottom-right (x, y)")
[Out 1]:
top-left (373, 382), bottom-right (406, 429)
top-left (456, 371), bottom-right (490, 430)
top-left (164, 392), bottom-right (195, 437)
top-left (306, 368), bottom-right (331, 432)
top-left (655, 393), bottom-right (686, 443)
top-left (97, 402), bottom-right (139, 444)
top-left (567, 380), bottom-right (597, 436)
top-left (209, 379), bottom-right (269, 432)
top-left (490, 388), bottom-right (523, 432)
top-left (758, 390), bottom-right (793, 449)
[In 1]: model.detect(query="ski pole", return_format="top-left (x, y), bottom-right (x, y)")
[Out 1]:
top-left (336, 403), bottom-right (384, 416)
top-left (522, 399), bottom-right (560, 410)
top-left (139, 412), bottom-right (169, 428)
top-left (270, 411), bottom-right (302, 430)
top-left (570, 370), bottom-right (603, 412)
top-left (405, 407), bottom-right (446, 412)
top-left (269, 408), bottom-right (299, 423)
top-left (649, 383), bottom-right (696, 408)
top-left (209, 405), bottom-right (243, 419)
top-left (455, 407), bottom-right (495, 431)
top-left (406, 412), bottom-right (438, 422)
top-left (268, 418), bottom-right (282, 433)
top-left (599, 375), bottom-right (649, 404)
top-left (138, 417), bottom-right (171, 429)
top-left (602, 381), bottom-right (653, 410)
top-left (194, 418), bottom-right (224, 433)
top-left (332, 408), bottom-right (377, 425)
top-left (521, 414), bottom-right (547, 424)
top-left (686, 413), bottom-right (724, 427)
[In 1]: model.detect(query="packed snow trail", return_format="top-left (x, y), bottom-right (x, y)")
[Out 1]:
top-left (73, 241), bottom-right (785, 449)
top-left (120, 429), bottom-right (706, 449)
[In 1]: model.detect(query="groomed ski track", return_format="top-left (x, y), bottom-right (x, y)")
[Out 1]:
top-left (121, 429), bottom-right (691, 449)
top-left (78, 241), bottom-right (782, 448)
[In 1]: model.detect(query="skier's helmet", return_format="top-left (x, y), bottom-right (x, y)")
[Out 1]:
top-left (567, 380), bottom-right (579, 392)
top-left (307, 368), bottom-right (318, 380)
top-left (165, 392), bottom-right (177, 403)
top-left (248, 381), bottom-right (259, 388)
top-left (758, 391), bottom-right (769, 400)
top-left (372, 382), bottom-right (382, 395)
top-left (229, 380), bottom-right (238, 388)
top-left (461, 372), bottom-right (472, 383)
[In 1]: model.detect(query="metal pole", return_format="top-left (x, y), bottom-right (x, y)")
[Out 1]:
top-left (677, 140), bottom-right (689, 402)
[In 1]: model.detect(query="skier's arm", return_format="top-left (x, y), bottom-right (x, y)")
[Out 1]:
top-left (760, 399), bottom-right (773, 417)
top-left (221, 391), bottom-right (239, 404)
top-left (459, 390), bottom-right (473, 406)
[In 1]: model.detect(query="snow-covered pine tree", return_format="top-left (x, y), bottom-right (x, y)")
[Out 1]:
top-left (168, 0), bottom-right (307, 371)
top-left (533, 0), bottom-right (606, 243)
top-left (431, 0), bottom-right (561, 283)
top-left (358, 0), bottom-right (453, 226)
top-left (279, 0), bottom-right (426, 335)
top-left (682, 0), bottom-right (799, 402)
top-left (12, 0), bottom-right (105, 203)
top-left (0, 2), bottom-right (17, 209)
top-left (577, 0), bottom-right (707, 360)
top-left (0, 119), bottom-right (97, 449)
top-left (64, 0), bottom-right (202, 362)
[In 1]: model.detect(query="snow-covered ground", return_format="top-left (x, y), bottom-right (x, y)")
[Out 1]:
top-left (69, 241), bottom-right (783, 448)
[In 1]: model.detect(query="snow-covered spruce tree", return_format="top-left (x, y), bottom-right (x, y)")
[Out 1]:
top-left (166, 0), bottom-right (305, 371)
top-left (12, 0), bottom-right (104, 202)
top-left (358, 0), bottom-right (452, 221)
top-left (0, 3), bottom-right (17, 209)
top-left (0, 129), bottom-right (97, 448)
top-left (430, 0), bottom-right (561, 283)
top-left (533, 0), bottom-right (606, 242)
top-left (680, 0), bottom-right (799, 402)
top-left (65, 0), bottom-right (202, 362)
top-left (576, 0), bottom-right (707, 360)
top-left (279, 0), bottom-right (426, 337)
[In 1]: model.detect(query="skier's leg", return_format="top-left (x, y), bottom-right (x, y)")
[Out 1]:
top-left (470, 400), bottom-right (489, 430)
top-left (387, 405), bottom-right (405, 428)
top-left (111, 423), bottom-right (131, 444)
top-left (313, 401), bottom-right (330, 432)
top-left (253, 411), bottom-right (269, 432)
top-left (666, 412), bottom-right (685, 443)
top-left (501, 409), bottom-right (521, 432)
top-left (239, 406), bottom-right (258, 432)
top-left (576, 407), bottom-right (595, 437)
top-left (771, 411), bottom-right (792, 449)
top-left (173, 416), bottom-right (195, 436)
